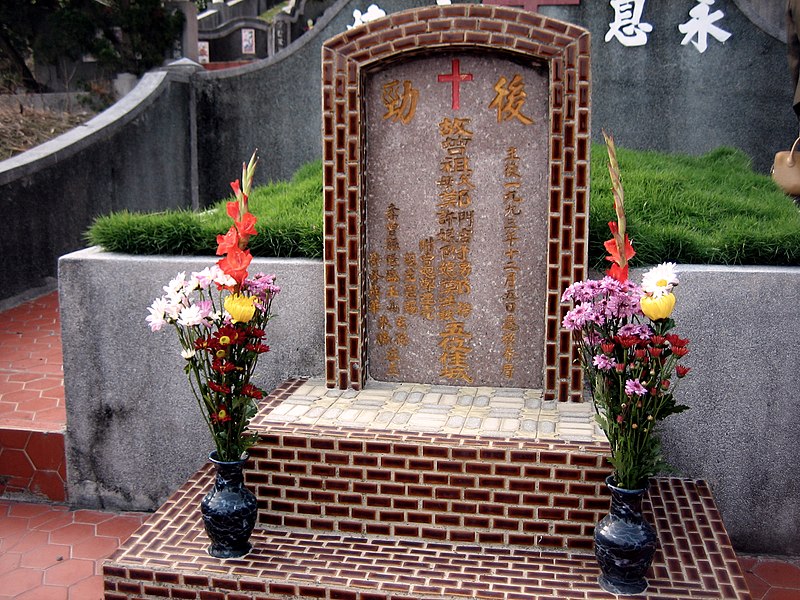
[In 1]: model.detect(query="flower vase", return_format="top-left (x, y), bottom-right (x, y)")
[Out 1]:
top-left (594, 476), bottom-right (658, 595)
top-left (200, 452), bottom-right (258, 558)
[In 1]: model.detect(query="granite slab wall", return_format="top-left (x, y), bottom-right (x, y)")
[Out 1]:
top-left (630, 265), bottom-right (800, 556)
top-left (58, 249), bottom-right (324, 511)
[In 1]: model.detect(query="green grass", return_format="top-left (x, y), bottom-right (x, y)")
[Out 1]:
top-left (87, 160), bottom-right (324, 258)
top-left (86, 145), bottom-right (800, 266)
top-left (588, 145), bottom-right (800, 268)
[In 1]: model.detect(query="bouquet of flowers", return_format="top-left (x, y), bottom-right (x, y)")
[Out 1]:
top-left (562, 133), bottom-right (690, 490)
top-left (146, 152), bottom-right (280, 462)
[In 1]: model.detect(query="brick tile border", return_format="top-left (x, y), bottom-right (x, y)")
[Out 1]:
top-left (321, 6), bottom-right (591, 400)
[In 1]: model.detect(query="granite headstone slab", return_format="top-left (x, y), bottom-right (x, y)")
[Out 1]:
top-left (365, 52), bottom-right (549, 388)
top-left (322, 5), bottom-right (591, 401)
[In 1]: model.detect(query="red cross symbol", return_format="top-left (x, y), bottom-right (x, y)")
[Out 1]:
top-left (483, 0), bottom-right (580, 11)
top-left (438, 59), bottom-right (473, 111)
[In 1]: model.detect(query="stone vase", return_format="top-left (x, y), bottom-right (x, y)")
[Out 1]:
top-left (200, 452), bottom-right (258, 558)
top-left (594, 475), bottom-right (658, 595)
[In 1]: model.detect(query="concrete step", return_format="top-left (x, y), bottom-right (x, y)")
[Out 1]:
top-left (103, 379), bottom-right (751, 599)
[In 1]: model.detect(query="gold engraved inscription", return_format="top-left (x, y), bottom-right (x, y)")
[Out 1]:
top-left (501, 147), bottom-right (524, 378)
top-left (489, 74), bottom-right (533, 126)
top-left (437, 117), bottom-right (474, 384)
top-left (382, 80), bottom-right (419, 125)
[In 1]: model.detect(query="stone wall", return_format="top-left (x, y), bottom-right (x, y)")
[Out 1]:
top-left (58, 249), bottom-right (800, 555)
top-left (0, 66), bottom-right (199, 305)
top-left (540, 1), bottom-right (795, 173)
top-left (640, 265), bottom-right (800, 556)
top-left (58, 249), bottom-right (324, 511)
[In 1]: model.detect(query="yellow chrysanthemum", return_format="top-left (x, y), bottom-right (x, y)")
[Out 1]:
top-left (640, 293), bottom-right (676, 321)
top-left (224, 294), bottom-right (256, 323)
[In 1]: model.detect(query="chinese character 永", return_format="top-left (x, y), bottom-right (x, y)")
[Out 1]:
top-left (678, 0), bottom-right (731, 54)
top-left (382, 80), bottom-right (419, 124)
top-left (605, 0), bottom-right (652, 47)
top-left (489, 74), bottom-right (533, 125)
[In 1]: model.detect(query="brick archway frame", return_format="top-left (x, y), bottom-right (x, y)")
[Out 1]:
top-left (322, 4), bottom-right (590, 402)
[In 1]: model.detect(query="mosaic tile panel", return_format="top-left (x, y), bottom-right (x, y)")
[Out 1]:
top-left (321, 5), bottom-right (591, 401)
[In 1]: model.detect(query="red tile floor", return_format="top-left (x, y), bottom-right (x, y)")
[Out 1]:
top-left (0, 291), bottom-right (799, 599)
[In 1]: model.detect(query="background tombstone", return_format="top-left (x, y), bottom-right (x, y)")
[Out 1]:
top-left (322, 5), bottom-right (591, 401)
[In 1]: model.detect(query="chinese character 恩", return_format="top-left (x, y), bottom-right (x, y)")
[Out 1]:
top-left (382, 80), bottom-right (419, 124)
top-left (678, 0), bottom-right (731, 54)
top-left (605, 0), bottom-right (652, 47)
top-left (489, 74), bottom-right (533, 125)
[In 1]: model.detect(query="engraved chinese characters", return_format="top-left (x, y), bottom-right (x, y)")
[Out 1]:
top-left (365, 53), bottom-right (549, 389)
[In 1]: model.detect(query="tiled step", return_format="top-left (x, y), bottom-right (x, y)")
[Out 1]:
top-left (0, 291), bottom-right (67, 502)
top-left (104, 466), bottom-right (750, 599)
top-left (103, 379), bottom-right (752, 599)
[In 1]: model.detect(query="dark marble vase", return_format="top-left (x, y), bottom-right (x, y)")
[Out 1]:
top-left (594, 476), bottom-right (658, 595)
top-left (200, 452), bottom-right (257, 558)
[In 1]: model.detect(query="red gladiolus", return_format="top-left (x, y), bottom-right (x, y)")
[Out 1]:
top-left (216, 227), bottom-right (239, 256)
top-left (236, 212), bottom-right (258, 248)
top-left (604, 222), bottom-right (636, 283)
top-left (676, 365), bottom-right (691, 378)
top-left (218, 247), bottom-right (252, 288)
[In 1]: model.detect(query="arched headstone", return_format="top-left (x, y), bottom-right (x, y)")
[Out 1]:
top-left (322, 4), bottom-right (591, 402)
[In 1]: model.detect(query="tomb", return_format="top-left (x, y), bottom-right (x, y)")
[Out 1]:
top-left (104, 5), bottom-right (751, 599)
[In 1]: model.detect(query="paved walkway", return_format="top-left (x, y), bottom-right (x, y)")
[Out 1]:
top-left (0, 291), bottom-right (798, 599)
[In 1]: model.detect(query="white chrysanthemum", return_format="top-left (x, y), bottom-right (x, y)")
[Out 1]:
top-left (146, 297), bottom-right (169, 331)
top-left (177, 304), bottom-right (204, 327)
top-left (181, 348), bottom-right (196, 360)
top-left (641, 262), bottom-right (679, 298)
top-left (164, 271), bottom-right (186, 294)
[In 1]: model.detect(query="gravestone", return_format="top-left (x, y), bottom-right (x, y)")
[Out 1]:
top-left (322, 4), bottom-right (591, 401)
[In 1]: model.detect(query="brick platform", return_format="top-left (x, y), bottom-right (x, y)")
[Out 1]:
top-left (103, 379), bottom-right (751, 599)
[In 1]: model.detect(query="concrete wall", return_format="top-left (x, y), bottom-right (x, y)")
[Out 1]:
top-left (0, 65), bottom-right (199, 304)
top-left (541, 1), bottom-right (795, 173)
top-left (641, 265), bottom-right (800, 556)
top-left (58, 250), bottom-right (800, 556)
top-left (58, 249), bottom-right (324, 511)
top-left (193, 0), bottom-right (444, 201)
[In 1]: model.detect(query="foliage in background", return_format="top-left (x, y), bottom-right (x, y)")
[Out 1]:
top-left (0, 0), bottom-right (183, 93)
top-left (87, 145), bottom-right (800, 266)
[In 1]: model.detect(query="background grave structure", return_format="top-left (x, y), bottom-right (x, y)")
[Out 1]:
top-left (322, 4), bottom-right (591, 402)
